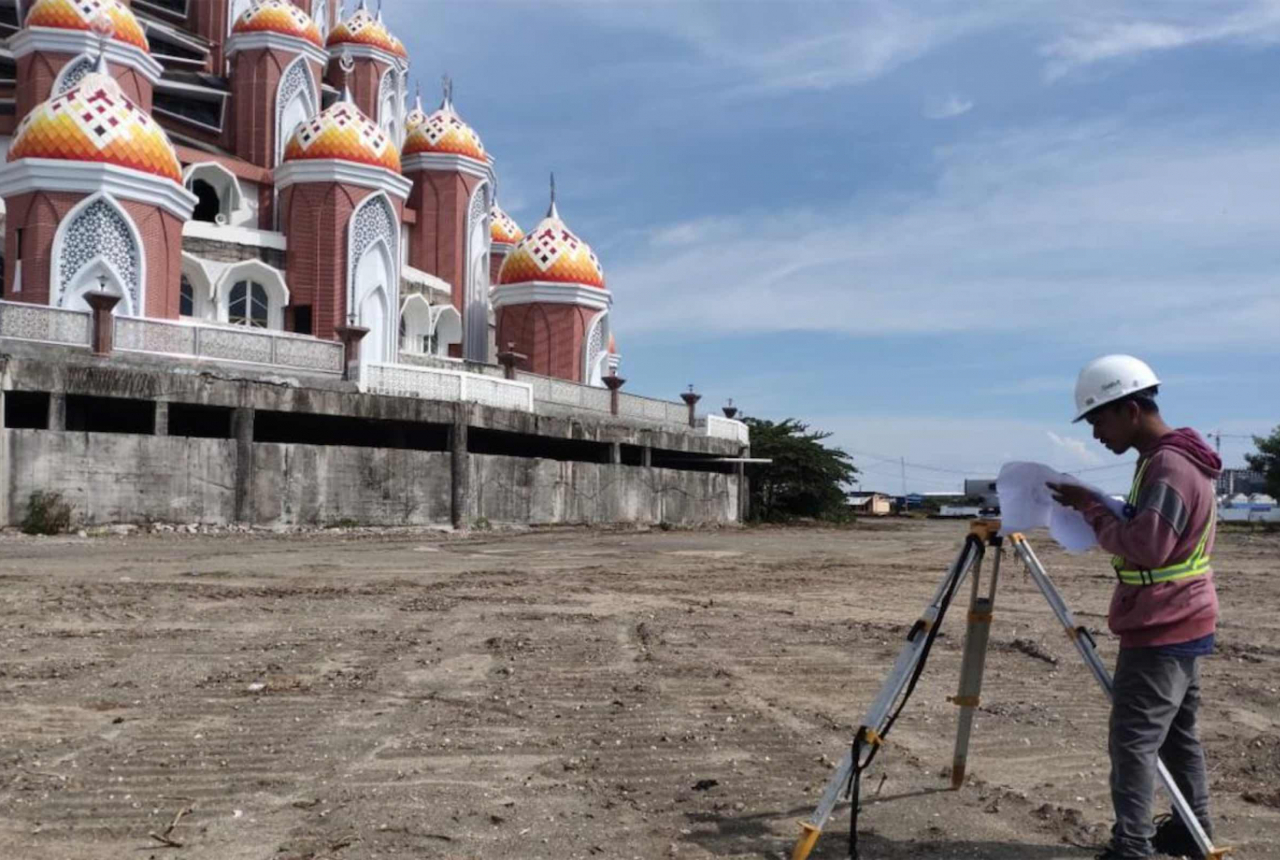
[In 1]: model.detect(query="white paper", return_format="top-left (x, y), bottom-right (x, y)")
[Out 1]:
top-left (995, 461), bottom-right (1126, 553)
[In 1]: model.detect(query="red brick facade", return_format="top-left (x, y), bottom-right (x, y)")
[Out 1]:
top-left (496, 302), bottom-right (595, 383)
top-left (15, 53), bottom-right (152, 120)
top-left (405, 168), bottom-right (483, 313)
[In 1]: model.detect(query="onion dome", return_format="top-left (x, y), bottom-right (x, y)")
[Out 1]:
top-left (283, 96), bottom-right (400, 172)
top-left (490, 203), bottom-right (523, 245)
top-left (231, 0), bottom-right (322, 48)
top-left (25, 0), bottom-right (148, 51)
top-left (326, 2), bottom-right (407, 59)
top-left (8, 63), bottom-right (181, 182)
top-left (404, 88), bottom-right (428, 137)
top-left (402, 85), bottom-right (486, 161)
top-left (497, 184), bottom-right (605, 289)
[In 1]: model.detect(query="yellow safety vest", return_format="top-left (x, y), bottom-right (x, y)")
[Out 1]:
top-left (1112, 459), bottom-right (1213, 586)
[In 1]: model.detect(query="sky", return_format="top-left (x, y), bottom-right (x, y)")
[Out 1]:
top-left (384, 0), bottom-right (1280, 494)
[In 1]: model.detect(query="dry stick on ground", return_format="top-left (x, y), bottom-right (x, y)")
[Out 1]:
top-left (148, 804), bottom-right (193, 849)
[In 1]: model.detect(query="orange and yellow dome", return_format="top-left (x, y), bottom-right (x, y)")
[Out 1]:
top-left (497, 205), bottom-right (605, 290)
top-left (283, 98), bottom-right (400, 173)
top-left (25, 0), bottom-right (148, 51)
top-left (403, 101), bottom-right (486, 161)
top-left (231, 0), bottom-right (322, 48)
top-left (490, 203), bottom-right (523, 245)
top-left (404, 96), bottom-right (428, 137)
top-left (326, 4), bottom-right (407, 59)
top-left (8, 69), bottom-right (181, 183)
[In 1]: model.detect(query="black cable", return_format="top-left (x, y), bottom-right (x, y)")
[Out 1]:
top-left (846, 534), bottom-right (984, 859)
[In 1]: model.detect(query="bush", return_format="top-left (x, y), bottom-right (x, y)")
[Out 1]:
top-left (21, 491), bottom-right (74, 536)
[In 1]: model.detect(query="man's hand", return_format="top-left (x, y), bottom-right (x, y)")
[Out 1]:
top-left (1046, 481), bottom-right (1098, 513)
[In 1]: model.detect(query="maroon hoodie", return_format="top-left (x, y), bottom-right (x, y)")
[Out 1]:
top-left (1081, 428), bottom-right (1222, 649)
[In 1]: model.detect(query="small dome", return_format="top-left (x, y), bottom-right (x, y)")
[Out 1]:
top-left (403, 97), bottom-right (486, 162)
top-left (497, 200), bottom-right (605, 290)
top-left (283, 97), bottom-right (400, 173)
top-left (232, 0), bottom-right (322, 48)
top-left (490, 203), bottom-right (523, 245)
top-left (404, 93), bottom-right (428, 137)
top-left (25, 0), bottom-right (148, 51)
top-left (8, 67), bottom-right (181, 182)
top-left (326, 3), bottom-right (407, 59)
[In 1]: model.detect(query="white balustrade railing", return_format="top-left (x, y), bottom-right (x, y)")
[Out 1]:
top-left (0, 300), bottom-right (92, 347)
top-left (114, 316), bottom-right (344, 374)
top-left (699, 414), bottom-right (751, 445)
top-left (363, 362), bottom-right (534, 412)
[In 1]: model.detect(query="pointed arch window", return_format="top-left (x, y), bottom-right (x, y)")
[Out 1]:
top-left (228, 281), bottom-right (269, 328)
top-left (54, 194), bottom-right (143, 316)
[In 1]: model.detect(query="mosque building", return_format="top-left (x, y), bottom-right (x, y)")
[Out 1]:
top-left (0, 0), bottom-right (616, 385)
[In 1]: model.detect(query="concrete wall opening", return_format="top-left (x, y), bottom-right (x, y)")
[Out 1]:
top-left (168, 403), bottom-right (234, 439)
top-left (65, 395), bottom-right (156, 435)
top-left (467, 427), bottom-right (613, 464)
top-left (650, 448), bottom-right (736, 474)
top-left (4, 391), bottom-right (51, 429)
top-left (253, 410), bottom-right (449, 452)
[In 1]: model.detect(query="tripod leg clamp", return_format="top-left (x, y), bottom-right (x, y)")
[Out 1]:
top-left (791, 822), bottom-right (821, 860)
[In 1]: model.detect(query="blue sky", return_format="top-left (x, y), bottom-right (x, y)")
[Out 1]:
top-left (385, 0), bottom-right (1280, 493)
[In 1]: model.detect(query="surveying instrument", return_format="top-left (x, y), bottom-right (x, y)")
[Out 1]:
top-left (790, 520), bottom-right (1230, 860)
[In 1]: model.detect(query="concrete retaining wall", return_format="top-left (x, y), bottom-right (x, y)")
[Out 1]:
top-left (469, 454), bottom-right (738, 527)
top-left (4, 431), bottom-right (736, 528)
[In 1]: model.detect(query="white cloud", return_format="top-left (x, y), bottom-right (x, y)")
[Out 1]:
top-left (609, 118), bottom-right (1280, 352)
top-left (923, 94), bottom-right (975, 119)
top-left (1041, 1), bottom-right (1280, 79)
top-left (1047, 431), bottom-right (1103, 466)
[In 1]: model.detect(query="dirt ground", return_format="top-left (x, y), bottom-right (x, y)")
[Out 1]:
top-left (1, 518), bottom-right (1277, 860)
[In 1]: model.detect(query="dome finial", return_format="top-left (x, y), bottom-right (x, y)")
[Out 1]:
top-left (338, 51), bottom-right (355, 103)
top-left (89, 10), bottom-right (113, 74)
top-left (548, 172), bottom-right (559, 219)
top-left (376, 0), bottom-right (384, 22)
top-left (440, 73), bottom-right (454, 111)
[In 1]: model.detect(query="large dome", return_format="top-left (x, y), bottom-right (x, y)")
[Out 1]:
top-left (326, 4), bottom-right (407, 59)
top-left (282, 98), bottom-right (400, 173)
top-left (231, 0), bottom-right (322, 48)
top-left (490, 203), bottom-right (523, 245)
top-left (497, 202), bottom-right (605, 290)
top-left (25, 0), bottom-right (148, 51)
top-left (8, 68), bottom-right (181, 182)
top-left (402, 97), bottom-right (486, 162)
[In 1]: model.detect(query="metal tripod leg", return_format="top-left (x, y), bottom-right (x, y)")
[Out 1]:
top-left (1008, 533), bottom-right (1231, 860)
top-left (790, 524), bottom-right (993, 860)
top-left (949, 535), bottom-right (1001, 789)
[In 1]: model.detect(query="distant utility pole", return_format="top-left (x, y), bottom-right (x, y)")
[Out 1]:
top-left (901, 456), bottom-right (907, 497)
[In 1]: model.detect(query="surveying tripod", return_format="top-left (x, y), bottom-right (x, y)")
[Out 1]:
top-left (790, 520), bottom-right (1230, 860)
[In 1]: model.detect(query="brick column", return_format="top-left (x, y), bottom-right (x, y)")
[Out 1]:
top-left (232, 407), bottom-right (255, 524)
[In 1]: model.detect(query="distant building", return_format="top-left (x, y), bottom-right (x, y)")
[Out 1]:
top-left (848, 493), bottom-right (893, 516)
top-left (963, 479), bottom-right (1000, 508)
top-left (1217, 469), bottom-right (1267, 497)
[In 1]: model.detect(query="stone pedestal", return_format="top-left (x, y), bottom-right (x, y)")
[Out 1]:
top-left (603, 374), bottom-right (626, 416)
top-left (680, 389), bottom-right (701, 428)
top-left (336, 324), bottom-right (370, 382)
top-left (85, 293), bottom-right (121, 356)
top-left (497, 342), bottom-right (528, 380)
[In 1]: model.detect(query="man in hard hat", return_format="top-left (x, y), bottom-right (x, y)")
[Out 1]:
top-left (1048, 354), bottom-right (1221, 860)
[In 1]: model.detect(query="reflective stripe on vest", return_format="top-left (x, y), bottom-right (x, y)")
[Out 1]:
top-left (1111, 458), bottom-right (1213, 586)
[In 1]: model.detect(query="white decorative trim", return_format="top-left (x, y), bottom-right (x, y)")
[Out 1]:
top-left (463, 180), bottom-right (491, 363)
top-left (181, 252), bottom-right (217, 316)
top-left (363, 361), bottom-right (534, 412)
top-left (490, 281), bottom-right (612, 312)
top-left (226, 31), bottom-right (329, 68)
top-left (274, 54), bottom-right (319, 168)
top-left (348, 191), bottom-right (401, 364)
top-left (274, 158), bottom-right (411, 199)
top-left (10, 28), bottom-right (164, 83)
top-left (213, 258), bottom-right (291, 330)
top-left (51, 52), bottom-right (97, 96)
top-left (401, 151), bottom-right (495, 183)
top-left (182, 160), bottom-right (244, 217)
top-left (583, 308), bottom-right (609, 386)
top-left (0, 159), bottom-right (197, 220)
top-left (181, 220), bottom-right (288, 250)
top-left (491, 240), bottom-right (516, 256)
top-left (402, 264), bottom-right (452, 295)
top-left (51, 191), bottom-right (145, 317)
top-left (325, 42), bottom-right (404, 70)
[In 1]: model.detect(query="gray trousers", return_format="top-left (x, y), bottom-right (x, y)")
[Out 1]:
top-left (1109, 647), bottom-right (1213, 856)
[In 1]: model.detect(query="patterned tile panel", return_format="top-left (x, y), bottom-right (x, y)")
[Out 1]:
top-left (272, 335), bottom-right (344, 373)
top-left (325, 6), bottom-right (406, 58)
top-left (25, 0), bottom-right (148, 51)
top-left (0, 302), bottom-right (91, 346)
top-left (365, 364), bottom-right (463, 401)
top-left (197, 326), bottom-right (274, 364)
top-left (283, 100), bottom-right (400, 172)
top-left (496, 211), bottom-right (605, 289)
top-left (232, 0), bottom-right (323, 47)
top-left (9, 72), bottom-right (182, 182)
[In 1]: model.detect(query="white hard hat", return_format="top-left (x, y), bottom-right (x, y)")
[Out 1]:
top-left (1072, 354), bottom-right (1160, 422)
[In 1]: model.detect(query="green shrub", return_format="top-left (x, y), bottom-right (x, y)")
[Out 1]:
top-left (21, 491), bottom-right (74, 536)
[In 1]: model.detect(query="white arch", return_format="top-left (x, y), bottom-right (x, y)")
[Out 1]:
top-left (52, 52), bottom-right (96, 96)
top-left (313, 0), bottom-right (329, 40)
top-left (354, 238), bottom-right (394, 362)
top-left (276, 56), bottom-right (318, 168)
top-left (377, 66), bottom-right (399, 142)
top-left (431, 304), bottom-right (462, 357)
top-left (463, 181), bottom-right (491, 362)
top-left (212, 258), bottom-right (290, 329)
top-left (180, 252), bottom-right (217, 320)
top-left (182, 161), bottom-right (245, 224)
top-left (51, 192), bottom-right (145, 317)
top-left (583, 309), bottom-right (610, 386)
top-left (399, 292), bottom-right (432, 354)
